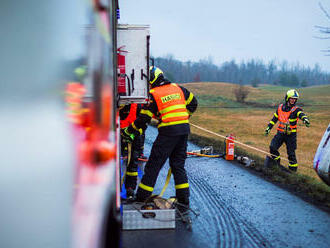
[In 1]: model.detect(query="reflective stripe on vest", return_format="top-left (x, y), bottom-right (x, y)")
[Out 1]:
top-left (277, 104), bottom-right (298, 132)
top-left (151, 83), bottom-right (189, 128)
top-left (120, 103), bottom-right (138, 128)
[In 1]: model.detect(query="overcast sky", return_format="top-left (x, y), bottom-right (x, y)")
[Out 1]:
top-left (119, 0), bottom-right (330, 71)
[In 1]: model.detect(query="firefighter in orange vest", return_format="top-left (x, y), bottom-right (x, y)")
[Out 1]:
top-left (122, 66), bottom-right (198, 214)
top-left (120, 103), bottom-right (145, 199)
top-left (264, 89), bottom-right (310, 171)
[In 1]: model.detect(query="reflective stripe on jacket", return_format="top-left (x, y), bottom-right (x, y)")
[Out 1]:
top-left (120, 103), bottom-right (138, 128)
top-left (150, 83), bottom-right (189, 128)
top-left (277, 104), bottom-right (298, 133)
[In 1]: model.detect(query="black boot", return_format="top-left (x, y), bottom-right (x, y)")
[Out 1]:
top-left (288, 166), bottom-right (297, 172)
top-left (126, 188), bottom-right (135, 201)
top-left (176, 199), bottom-right (192, 227)
top-left (264, 156), bottom-right (278, 169)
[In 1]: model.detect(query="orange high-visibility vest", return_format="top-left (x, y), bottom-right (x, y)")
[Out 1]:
top-left (120, 103), bottom-right (138, 128)
top-left (151, 83), bottom-right (189, 128)
top-left (65, 82), bottom-right (86, 125)
top-left (277, 104), bottom-right (298, 133)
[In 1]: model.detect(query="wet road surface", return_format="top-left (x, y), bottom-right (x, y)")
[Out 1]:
top-left (122, 127), bottom-right (330, 248)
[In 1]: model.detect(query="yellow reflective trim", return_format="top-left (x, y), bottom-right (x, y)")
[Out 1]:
top-left (139, 183), bottom-right (153, 192)
top-left (289, 163), bottom-right (298, 167)
top-left (150, 89), bottom-right (155, 93)
top-left (158, 119), bottom-right (189, 128)
top-left (162, 112), bottom-right (189, 120)
top-left (289, 118), bottom-right (297, 122)
top-left (68, 109), bottom-right (84, 115)
top-left (291, 129), bottom-right (297, 132)
top-left (126, 171), bottom-right (138, 176)
top-left (175, 183), bottom-right (189, 189)
top-left (274, 113), bottom-right (278, 118)
top-left (132, 122), bottom-right (138, 130)
top-left (301, 115), bottom-right (307, 119)
top-left (270, 121), bottom-right (275, 125)
top-left (159, 104), bottom-right (186, 114)
top-left (297, 111), bottom-right (302, 117)
top-left (185, 92), bottom-right (194, 105)
top-left (67, 102), bottom-right (81, 107)
top-left (274, 156), bottom-right (280, 161)
top-left (132, 122), bottom-right (143, 135)
top-left (140, 109), bottom-right (153, 118)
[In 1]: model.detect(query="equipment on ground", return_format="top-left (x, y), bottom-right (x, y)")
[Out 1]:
top-left (187, 146), bottom-right (223, 158)
top-left (122, 196), bottom-right (176, 230)
top-left (122, 195), bottom-right (198, 231)
top-left (225, 134), bottom-right (235, 160)
top-left (190, 146), bottom-right (213, 155)
top-left (236, 156), bottom-right (255, 167)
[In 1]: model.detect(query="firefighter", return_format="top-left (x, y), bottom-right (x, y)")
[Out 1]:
top-left (74, 65), bottom-right (87, 83)
top-left (264, 89), bottom-right (310, 172)
top-left (122, 66), bottom-right (198, 214)
top-left (120, 103), bottom-right (146, 199)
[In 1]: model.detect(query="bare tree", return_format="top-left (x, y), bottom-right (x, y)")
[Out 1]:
top-left (233, 84), bottom-right (249, 103)
top-left (315, 2), bottom-right (330, 55)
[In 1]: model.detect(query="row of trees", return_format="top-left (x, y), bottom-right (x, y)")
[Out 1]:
top-left (154, 56), bottom-right (330, 87)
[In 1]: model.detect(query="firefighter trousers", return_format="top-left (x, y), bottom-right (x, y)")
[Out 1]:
top-left (270, 132), bottom-right (297, 166)
top-left (136, 134), bottom-right (189, 205)
top-left (135, 132), bottom-right (145, 156)
top-left (122, 137), bottom-right (141, 191)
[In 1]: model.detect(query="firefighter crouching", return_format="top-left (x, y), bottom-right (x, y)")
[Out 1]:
top-left (264, 89), bottom-right (310, 172)
top-left (122, 66), bottom-right (198, 216)
top-left (120, 103), bottom-right (146, 199)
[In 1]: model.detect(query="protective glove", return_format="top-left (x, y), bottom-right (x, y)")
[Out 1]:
top-left (121, 127), bottom-right (135, 143)
top-left (303, 118), bottom-right (310, 127)
top-left (264, 127), bottom-right (271, 136)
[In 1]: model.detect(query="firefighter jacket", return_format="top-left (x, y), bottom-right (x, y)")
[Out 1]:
top-left (267, 103), bottom-right (308, 134)
top-left (129, 81), bottom-right (198, 136)
top-left (120, 103), bottom-right (141, 129)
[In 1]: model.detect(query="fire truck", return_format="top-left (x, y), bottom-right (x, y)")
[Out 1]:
top-left (70, 0), bottom-right (154, 247)
top-left (70, 1), bottom-right (150, 247)
top-left (0, 0), bottom-right (149, 247)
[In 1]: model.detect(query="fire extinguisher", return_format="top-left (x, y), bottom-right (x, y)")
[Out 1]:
top-left (225, 134), bottom-right (235, 160)
top-left (117, 46), bottom-right (128, 95)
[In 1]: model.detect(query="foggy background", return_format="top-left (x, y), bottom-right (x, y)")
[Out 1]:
top-left (119, 0), bottom-right (330, 71)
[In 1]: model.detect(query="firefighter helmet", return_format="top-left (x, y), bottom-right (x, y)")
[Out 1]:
top-left (285, 89), bottom-right (299, 102)
top-left (149, 66), bottom-right (164, 85)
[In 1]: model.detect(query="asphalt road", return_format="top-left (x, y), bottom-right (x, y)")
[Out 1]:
top-left (122, 126), bottom-right (330, 248)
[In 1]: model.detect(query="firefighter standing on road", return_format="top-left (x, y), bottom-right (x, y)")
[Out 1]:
top-left (120, 103), bottom-right (146, 199)
top-left (122, 66), bottom-right (198, 212)
top-left (264, 89), bottom-right (310, 172)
